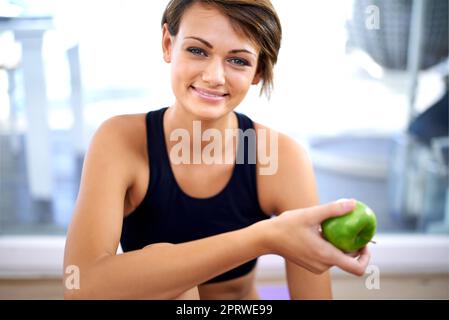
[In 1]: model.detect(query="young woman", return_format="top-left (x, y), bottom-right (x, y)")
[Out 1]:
top-left (63, 0), bottom-right (370, 300)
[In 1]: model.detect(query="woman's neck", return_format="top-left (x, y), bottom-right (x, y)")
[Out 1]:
top-left (163, 104), bottom-right (239, 165)
top-left (165, 104), bottom-right (236, 134)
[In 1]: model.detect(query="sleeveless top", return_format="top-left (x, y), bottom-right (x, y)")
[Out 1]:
top-left (120, 107), bottom-right (269, 283)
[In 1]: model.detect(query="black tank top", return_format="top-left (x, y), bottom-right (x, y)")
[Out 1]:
top-left (120, 107), bottom-right (269, 283)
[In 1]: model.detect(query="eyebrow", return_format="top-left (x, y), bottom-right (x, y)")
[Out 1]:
top-left (184, 36), bottom-right (257, 56)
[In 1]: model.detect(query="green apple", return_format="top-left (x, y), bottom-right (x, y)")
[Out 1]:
top-left (321, 200), bottom-right (377, 253)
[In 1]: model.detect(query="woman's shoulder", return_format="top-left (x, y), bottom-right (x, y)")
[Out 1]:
top-left (81, 113), bottom-right (150, 214)
top-left (93, 113), bottom-right (148, 154)
top-left (252, 120), bottom-right (314, 215)
top-left (252, 121), bottom-right (306, 155)
top-left (86, 112), bottom-right (149, 180)
top-left (97, 113), bottom-right (147, 136)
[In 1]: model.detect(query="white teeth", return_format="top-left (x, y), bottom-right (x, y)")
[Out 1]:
top-left (195, 87), bottom-right (224, 97)
top-left (202, 92), bottom-right (221, 97)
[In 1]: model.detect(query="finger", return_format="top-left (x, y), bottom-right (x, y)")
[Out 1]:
top-left (356, 246), bottom-right (371, 272)
top-left (343, 244), bottom-right (371, 259)
top-left (319, 239), bottom-right (355, 264)
top-left (306, 199), bottom-right (356, 225)
top-left (331, 245), bottom-right (371, 276)
top-left (346, 251), bottom-right (360, 258)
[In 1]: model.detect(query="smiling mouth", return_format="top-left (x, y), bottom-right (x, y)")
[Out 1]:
top-left (190, 86), bottom-right (229, 99)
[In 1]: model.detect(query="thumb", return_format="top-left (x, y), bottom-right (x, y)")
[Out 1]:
top-left (307, 199), bottom-right (356, 225)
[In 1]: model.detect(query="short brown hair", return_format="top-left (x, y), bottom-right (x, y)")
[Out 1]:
top-left (162, 0), bottom-right (282, 97)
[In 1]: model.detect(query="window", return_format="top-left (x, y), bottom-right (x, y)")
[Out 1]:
top-left (0, 0), bottom-right (448, 278)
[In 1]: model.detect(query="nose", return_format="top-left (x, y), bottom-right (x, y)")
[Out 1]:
top-left (202, 58), bottom-right (225, 86)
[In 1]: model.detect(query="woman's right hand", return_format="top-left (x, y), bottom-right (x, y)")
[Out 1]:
top-left (262, 199), bottom-right (371, 276)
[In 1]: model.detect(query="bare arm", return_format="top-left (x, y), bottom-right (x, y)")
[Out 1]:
top-left (79, 226), bottom-right (267, 299)
top-left (280, 135), bottom-right (332, 299)
top-left (265, 132), bottom-right (331, 299)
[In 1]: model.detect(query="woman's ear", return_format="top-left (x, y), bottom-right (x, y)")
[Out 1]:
top-left (252, 72), bottom-right (261, 85)
top-left (162, 23), bottom-right (173, 63)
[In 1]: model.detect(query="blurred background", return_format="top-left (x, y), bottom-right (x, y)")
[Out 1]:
top-left (0, 0), bottom-right (448, 299)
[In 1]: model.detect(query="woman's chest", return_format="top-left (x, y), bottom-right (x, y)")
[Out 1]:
top-left (124, 119), bottom-right (279, 216)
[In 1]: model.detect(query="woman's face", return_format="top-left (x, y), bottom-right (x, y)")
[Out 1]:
top-left (162, 2), bottom-right (261, 120)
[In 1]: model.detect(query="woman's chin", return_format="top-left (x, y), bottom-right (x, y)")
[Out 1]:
top-left (185, 103), bottom-right (230, 121)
